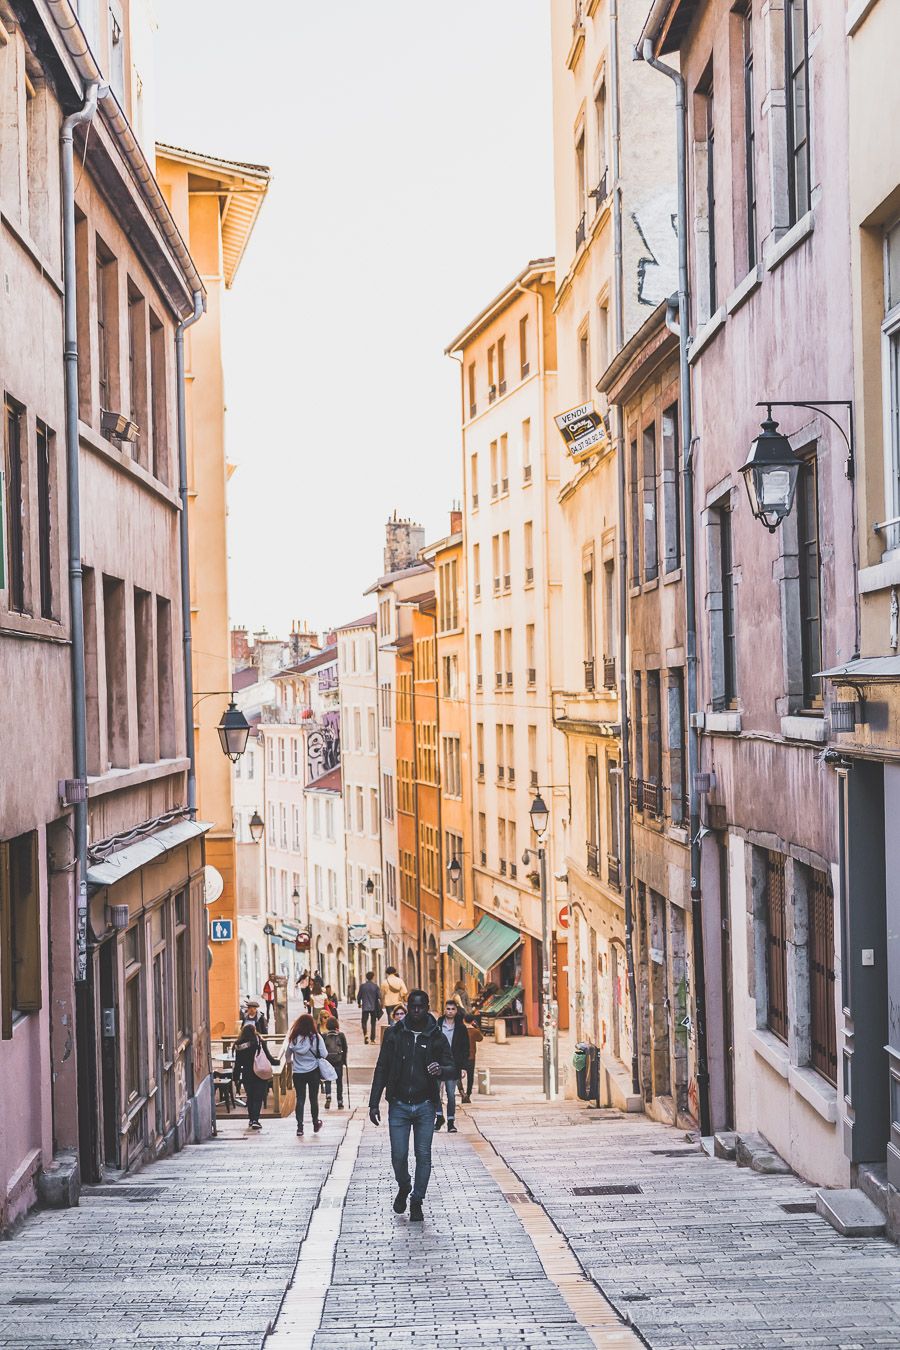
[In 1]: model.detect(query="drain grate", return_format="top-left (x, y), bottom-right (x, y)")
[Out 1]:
top-left (651, 1148), bottom-right (702, 1157)
top-left (573, 1183), bottom-right (642, 1196)
top-left (86, 1185), bottom-right (165, 1202)
top-left (9, 1297), bottom-right (58, 1306)
top-left (502, 1192), bottom-right (533, 1205)
top-left (780, 1201), bottom-right (818, 1214)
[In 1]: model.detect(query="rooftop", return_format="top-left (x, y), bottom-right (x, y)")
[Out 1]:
top-left (305, 766), bottom-right (342, 794)
top-left (445, 258), bottom-right (555, 355)
top-left (156, 142), bottom-right (271, 288)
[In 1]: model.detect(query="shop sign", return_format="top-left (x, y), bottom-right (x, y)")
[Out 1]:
top-left (348, 923), bottom-right (368, 946)
top-left (554, 402), bottom-right (608, 462)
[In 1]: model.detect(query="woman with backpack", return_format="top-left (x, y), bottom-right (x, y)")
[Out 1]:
top-left (321, 1016), bottom-right (348, 1110)
top-left (232, 1022), bottom-right (278, 1130)
top-left (285, 1012), bottom-right (328, 1135)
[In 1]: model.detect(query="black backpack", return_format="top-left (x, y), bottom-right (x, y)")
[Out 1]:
top-left (322, 1030), bottom-right (344, 1064)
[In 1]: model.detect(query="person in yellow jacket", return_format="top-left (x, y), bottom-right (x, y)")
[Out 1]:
top-left (380, 967), bottom-right (408, 1022)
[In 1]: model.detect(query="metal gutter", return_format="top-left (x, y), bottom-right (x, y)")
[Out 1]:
top-left (175, 291), bottom-right (206, 814)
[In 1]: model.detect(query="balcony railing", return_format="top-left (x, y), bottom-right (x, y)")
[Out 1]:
top-left (584, 658), bottom-right (595, 692)
top-left (525, 566), bottom-right (534, 584)
top-left (589, 168), bottom-right (609, 209)
top-left (527, 667), bottom-right (536, 686)
top-left (642, 781), bottom-right (662, 817)
top-left (506, 671), bottom-right (513, 687)
top-left (499, 859), bottom-right (507, 876)
top-left (603, 656), bottom-right (616, 688)
top-left (630, 777), bottom-right (643, 810)
top-left (523, 464), bottom-right (532, 483)
top-left (472, 492), bottom-right (479, 510)
top-left (575, 211), bottom-right (586, 250)
top-left (507, 767), bottom-right (515, 783)
top-left (586, 842), bottom-right (600, 876)
top-left (262, 704), bottom-right (313, 725)
top-left (530, 770), bottom-right (539, 788)
top-left (607, 854), bottom-right (621, 889)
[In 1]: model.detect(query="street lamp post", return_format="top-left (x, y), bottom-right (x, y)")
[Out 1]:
top-left (528, 792), bottom-right (558, 1102)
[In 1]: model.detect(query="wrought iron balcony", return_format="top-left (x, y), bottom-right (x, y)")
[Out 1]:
top-left (607, 854), bottom-right (621, 889)
top-left (575, 212), bottom-right (586, 250)
top-left (586, 842), bottom-right (600, 877)
top-left (642, 781), bottom-right (662, 817)
top-left (523, 464), bottom-right (532, 483)
top-left (527, 667), bottom-right (536, 686)
top-left (499, 859), bottom-right (507, 877)
top-left (589, 169), bottom-right (609, 208)
top-left (629, 777), bottom-right (643, 810)
top-left (603, 656), bottom-right (616, 688)
top-left (584, 658), bottom-right (595, 692)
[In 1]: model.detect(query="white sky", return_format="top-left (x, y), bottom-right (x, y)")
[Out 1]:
top-left (154, 1), bottom-right (554, 639)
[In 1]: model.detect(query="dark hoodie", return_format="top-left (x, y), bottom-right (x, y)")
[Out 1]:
top-left (369, 1013), bottom-right (456, 1108)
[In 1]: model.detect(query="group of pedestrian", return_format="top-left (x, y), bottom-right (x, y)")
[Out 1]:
top-left (356, 966), bottom-right (409, 1043)
top-left (433, 998), bottom-right (483, 1130)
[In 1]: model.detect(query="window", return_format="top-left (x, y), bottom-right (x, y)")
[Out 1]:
top-left (497, 817), bottom-right (507, 874)
top-left (667, 670), bottom-right (686, 827)
top-left (807, 866), bottom-right (836, 1084)
top-left (500, 434), bottom-right (509, 492)
top-left (642, 422), bottom-right (659, 582)
top-left (632, 672), bottom-right (643, 806)
top-left (442, 736), bottom-right (462, 798)
top-left (468, 363), bottom-right (477, 418)
top-left (785, 0), bottom-right (811, 226)
top-left (103, 574), bottom-right (128, 768)
top-left (314, 864), bottom-right (323, 907)
top-left (438, 558), bottom-right (459, 630)
top-left (488, 345), bottom-right (496, 401)
top-left (442, 653), bottom-right (459, 699)
top-left (0, 832), bottom-right (40, 1036)
top-left (526, 624), bottom-right (536, 686)
top-left (476, 722), bottom-right (485, 779)
top-left (607, 758), bottom-right (621, 878)
top-left (4, 399), bottom-right (26, 612)
top-left (370, 787), bottom-right (379, 835)
top-left (575, 130), bottom-right (586, 246)
top-left (710, 502), bottom-right (738, 710)
top-left (149, 311), bottom-right (168, 483)
top-left (502, 531), bottom-right (510, 591)
top-left (400, 851), bottom-right (415, 906)
top-left (646, 671), bottom-right (662, 816)
top-left (379, 597), bottom-right (393, 639)
top-left (578, 325), bottom-right (590, 404)
top-left (629, 439), bottom-right (641, 585)
top-left (355, 786), bottom-right (365, 834)
top-left (280, 804), bottom-right (288, 850)
top-left (603, 560), bottom-right (616, 676)
top-left (496, 724), bottom-right (505, 783)
top-left (528, 725), bottom-right (537, 789)
top-left (108, 2), bottom-right (125, 101)
top-left (292, 805), bottom-right (301, 851)
top-left (702, 74), bottom-right (717, 312)
top-left (522, 418), bottom-right (532, 483)
top-left (494, 629), bottom-right (502, 688)
top-left (368, 707), bottom-right (377, 753)
top-left (524, 521), bottom-right (534, 585)
top-left (127, 283), bottom-right (148, 466)
top-left (661, 405), bottom-right (681, 573)
top-left (492, 535), bottom-right (500, 594)
top-left (134, 588), bottom-right (153, 762)
top-left (505, 723), bottom-right (515, 782)
top-left (353, 707), bottom-right (362, 752)
top-left (279, 737), bottom-right (286, 776)
top-left (247, 748), bottom-right (255, 780)
top-left (312, 797), bottom-right (321, 837)
top-left (519, 314), bottom-right (529, 377)
top-left (383, 771), bottom-right (395, 822)
top-left (764, 851), bottom-right (788, 1043)
top-left (470, 452), bottom-right (478, 509)
top-left (174, 890), bottom-right (190, 1042)
top-left (417, 722), bottom-right (437, 784)
top-left (380, 680), bottom-right (392, 727)
top-left (292, 739), bottom-right (300, 777)
top-left (490, 440), bottom-right (498, 498)
top-left (96, 239), bottom-right (118, 415)
top-left (884, 222), bottom-right (900, 546)
top-left (740, 5), bottom-right (757, 270)
top-left (398, 758), bottom-right (414, 813)
top-left (156, 596), bottom-right (175, 758)
top-left (397, 671), bottom-right (412, 721)
top-left (796, 456), bottom-right (822, 708)
top-left (586, 754), bottom-right (600, 875)
top-left (386, 861), bottom-right (397, 909)
top-left (593, 81), bottom-right (607, 197)
top-left (475, 633), bottom-right (483, 692)
top-left (478, 812), bottom-right (486, 866)
top-left (446, 831), bottom-right (464, 900)
top-left (420, 824), bottom-right (440, 894)
top-left (503, 628), bottom-right (512, 687)
top-left (36, 421), bottom-right (54, 619)
top-left (583, 551), bottom-right (595, 678)
top-left (497, 335), bottom-right (506, 394)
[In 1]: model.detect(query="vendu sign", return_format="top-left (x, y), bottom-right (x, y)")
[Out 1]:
top-left (554, 402), bottom-right (608, 462)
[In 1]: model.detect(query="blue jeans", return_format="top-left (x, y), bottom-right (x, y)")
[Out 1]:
top-left (388, 1100), bottom-right (436, 1201)
top-left (437, 1074), bottom-right (457, 1120)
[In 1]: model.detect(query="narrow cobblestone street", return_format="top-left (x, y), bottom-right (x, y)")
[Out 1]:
top-left (1, 1014), bottom-right (899, 1349)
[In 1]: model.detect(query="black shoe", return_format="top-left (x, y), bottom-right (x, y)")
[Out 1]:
top-left (296, 1124), bottom-right (304, 1136)
top-left (393, 1185), bottom-right (411, 1214)
top-left (314, 1119), bottom-right (323, 1133)
top-left (364, 1036), bottom-right (369, 1044)
top-left (324, 1097), bottom-right (331, 1110)
top-left (447, 1120), bottom-right (457, 1133)
top-left (409, 1199), bottom-right (424, 1222)
top-left (337, 1100), bottom-right (344, 1109)
top-left (461, 1095), bottom-right (471, 1103)
top-left (434, 1114), bottom-right (445, 1131)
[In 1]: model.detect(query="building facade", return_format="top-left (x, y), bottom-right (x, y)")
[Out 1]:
top-left (640, 0), bottom-right (853, 1182)
top-left (447, 263), bottom-right (566, 1035)
top-left (549, 0), bottom-right (677, 1105)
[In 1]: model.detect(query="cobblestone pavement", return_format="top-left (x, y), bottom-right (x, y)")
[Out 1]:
top-left (3, 1013), bottom-right (898, 1348)
top-left (471, 1087), bottom-right (900, 1349)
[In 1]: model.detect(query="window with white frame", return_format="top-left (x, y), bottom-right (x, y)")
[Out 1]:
top-left (370, 787), bottom-right (379, 835)
top-left (325, 798), bottom-right (335, 840)
top-left (383, 771), bottom-right (395, 822)
top-left (292, 738), bottom-right (300, 777)
top-left (883, 220), bottom-right (900, 551)
top-left (292, 804), bottom-right (301, 851)
top-left (312, 796), bottom-right (321, 837)
top-left (280, 804), bottom-right (288, 850)
top-left (368, 707), bottom-right (377, 752)
top-left (356, 786), bottom-right (365, 834)
top-left (386, 860), bottom-right (397, 908)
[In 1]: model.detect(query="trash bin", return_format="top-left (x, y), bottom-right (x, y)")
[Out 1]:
top-left (574, 1042), bottom-right (599, 1101)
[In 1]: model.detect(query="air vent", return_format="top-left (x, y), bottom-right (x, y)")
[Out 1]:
top-left (780, 1201), bottom-right (817, 1214)
top-left (573, 1183), bottom-right (642, 1196)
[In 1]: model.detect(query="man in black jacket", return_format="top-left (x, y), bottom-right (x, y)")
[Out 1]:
top-left (434, 999), bottom-right (469, 1133)
top-left (357, 970), bottom-right (381, 1044)
top-left (369, 989), bottom-right (456, 1222)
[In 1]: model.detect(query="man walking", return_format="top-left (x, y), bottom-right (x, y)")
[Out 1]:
top-left (434, 999), bottom-right (469, 1132)
top-left (380, 965), bottom-right (408, 1021)
top-left (369, 989), bottom-right (456, 1222)
top-left (461, 1013), bottom-right (484, 1102)
top-left (357, 970), bottom-right (381, 1044)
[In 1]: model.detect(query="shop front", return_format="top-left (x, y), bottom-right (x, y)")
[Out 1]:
top-left (447, 913), bottom-right (542, 1034)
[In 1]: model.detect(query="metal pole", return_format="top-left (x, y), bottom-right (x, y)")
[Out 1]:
top-left (174, 290), bottom-right (205, 815)
top-left (539, 844), bottom-right (558, 1100)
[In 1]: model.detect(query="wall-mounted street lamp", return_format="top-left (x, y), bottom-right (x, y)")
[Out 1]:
top-left (365, 878), bottom-right (375, 897)
top-left (529, 791), bottom-right (550, 838)
top-left (248, 810), bottom-right (265, 843)
top-left (447, 856), bottom-right (462, 886)
top-left (217, 701), bottom-right (252, 762)
top-left (526, 789), bottom-right (557, 1101)
top-left (742, 399), bottom-right (854, 532)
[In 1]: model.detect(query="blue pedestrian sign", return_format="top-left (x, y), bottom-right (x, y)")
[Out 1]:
top-left (210, 919), bottom-right (233, 942)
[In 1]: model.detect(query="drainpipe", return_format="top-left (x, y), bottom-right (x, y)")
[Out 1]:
top-left (640, 37), bottom-right (711, 1137)
top-left (62, 79), bottom-right (101, 1183)
top-left (175, 291), bottom-right (206, 814)
top-left (607, 1), bottom-right (641, 1101)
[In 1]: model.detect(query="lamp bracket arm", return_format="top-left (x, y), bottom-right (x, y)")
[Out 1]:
top-left (756, 399), bottom-right (854, 476)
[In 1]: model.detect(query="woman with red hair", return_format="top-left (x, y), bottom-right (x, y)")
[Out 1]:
top-left (285, 1012), bottom-right (327, 1135)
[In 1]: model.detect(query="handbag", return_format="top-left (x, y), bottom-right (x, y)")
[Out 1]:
top-left (314, 1035), bottom-right (338, 1082)
top-left (253, 1039), bottom-right (274, 1081)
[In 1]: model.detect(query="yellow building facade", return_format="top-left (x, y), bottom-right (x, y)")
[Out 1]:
top-left (155, 146), bottom-right (269, 1033)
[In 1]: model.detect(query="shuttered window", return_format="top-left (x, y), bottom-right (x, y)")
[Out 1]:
top-left (765, 851), bottom-right (788, 1043)
top-left (808, 868), bottom-right (836, 1084)
top-left (0, 832), bottom-right (41, 1038)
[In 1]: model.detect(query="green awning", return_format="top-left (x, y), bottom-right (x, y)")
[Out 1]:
top-left (446, 915), bottom-right (522, 978)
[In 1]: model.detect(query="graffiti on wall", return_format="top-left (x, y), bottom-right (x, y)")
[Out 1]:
top-left (306, 710), bottom-right (341, 782)
top-left (631, 193), bottom-right (678, 308)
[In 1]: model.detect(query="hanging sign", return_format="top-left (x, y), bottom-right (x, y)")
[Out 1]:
top-left (348, 923), bottom-right (368, 946)
top-left (554, 402), bottom-right (608, 462)
top-left (203, 864), bottom-right (224, 906)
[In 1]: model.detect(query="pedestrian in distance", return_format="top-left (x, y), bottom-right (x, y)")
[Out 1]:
top-left (380, 966), bottom-right (408, 1023)
top-left (434, 999), bottom-right (469, 1132)
top-left (263, 975), bottom-right (276, 1024)
top-left (232, 1022), bottom-right (278, 1130)
top-left (369, 988), bottom-right (456, 1223)
top-left (450, 979), bottom-right (471, 1013)
top-left (242, 997), bottom-right (268, 1035)
top-left (321, 1016), bottom-right (348, 1110)
top-left (391, 1004), bottom-right (407, 1024)
top-left (324, 984), bottom-right (338, 1018)
top-left (461, 1013), bottom-right (484, 1102)
top-left (358, 970), bottom-right (382, 1043)
top-left (285, 1012), bottom-right (327, 1136)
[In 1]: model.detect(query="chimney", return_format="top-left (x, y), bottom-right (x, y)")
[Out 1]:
top-left (450, 501), bottom-right (462, 535)
top-left (384, 512), bottom-right (426, 572)
top-left (231, 626), bottom-right (251, 667)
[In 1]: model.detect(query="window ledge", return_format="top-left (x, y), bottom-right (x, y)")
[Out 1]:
top-left (662, 567), bottom-right (683, 586)
top-left (726, 265), bottom-right (762, 316)
top-left (78, 420), bottom-right (180, 510)
top-left (781, 715), bottom-right (826, 743)
top-left (87, 757), bottom-right (191, 799)
top-left (765, 209), bottom-right (815, 274)
top-left (705, 711), bottom-right (742, 734)
top-left (788, 1064), bottom-right (839, 1122)
top-left (688, 306), bottom-right (726, 364)
top-left (858, 555), bottom-right (900, 594)
top-left (750, 1028), bottom-right (790, 1079)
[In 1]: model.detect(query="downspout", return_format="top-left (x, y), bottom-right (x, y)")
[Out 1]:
top-left (608, 0), bottom-right (641, 1100)
top-left (175, 291), bottom-right (206, 813)
top-left (640, 36), bottom-right (711, 1137)
top-left (373, 632), bottom-right (389, 980)
top-left (433, 609), bottom-right (445, 1008)
top-left (410, 656), bottom-right (423, 987)
top-left (62, 79), bottom-right (101, 1184)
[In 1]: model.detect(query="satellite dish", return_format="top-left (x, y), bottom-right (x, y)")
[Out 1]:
top-left (204, 865), bottom-right (224, 906)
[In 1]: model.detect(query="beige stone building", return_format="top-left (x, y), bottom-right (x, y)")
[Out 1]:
top-left (549, 0), bottom-right (676, 1103)
top-left (447, 262), bottom-right (568, 1036)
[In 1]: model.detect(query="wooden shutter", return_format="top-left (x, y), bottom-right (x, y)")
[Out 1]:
top-left (765, 851), bottom-right (788, 1042)
top-left (809, 868), bottom-right (837, 1083)
top-left (11, 833), bottom-right (41, 1012)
